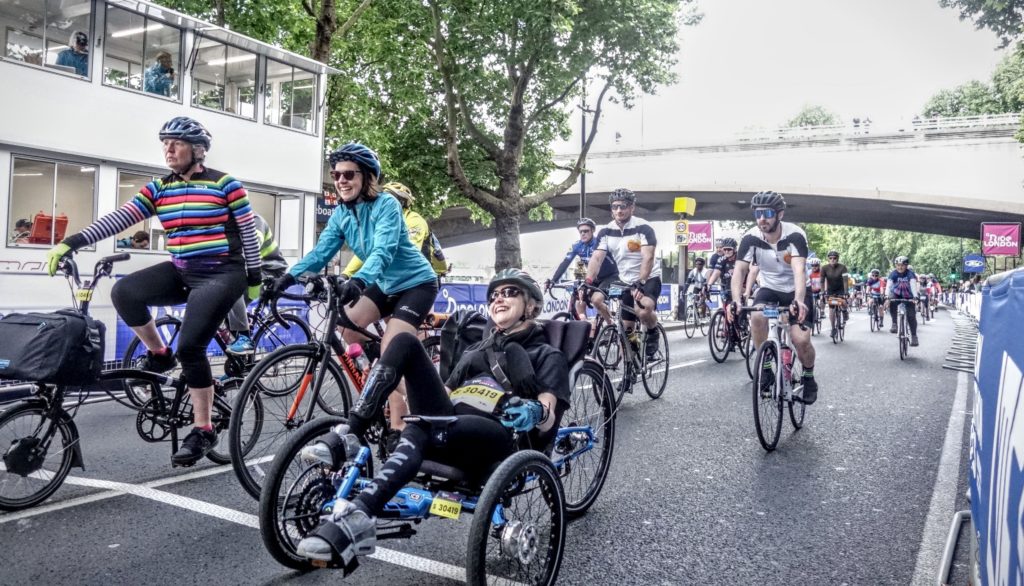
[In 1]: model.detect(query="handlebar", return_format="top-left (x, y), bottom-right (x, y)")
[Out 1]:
top-left (735, 303), bottom-right (809, 331)
top-left (269, 274), bottom-right (380, 341)
top-left (58, 252), bottom-right (131, 288)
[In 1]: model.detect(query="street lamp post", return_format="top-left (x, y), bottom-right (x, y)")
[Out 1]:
top-left (579, 86), bottom-right (587, 218)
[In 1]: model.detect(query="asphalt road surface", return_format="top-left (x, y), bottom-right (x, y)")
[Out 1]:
top-left (0, 306), bottom-right (972, 585)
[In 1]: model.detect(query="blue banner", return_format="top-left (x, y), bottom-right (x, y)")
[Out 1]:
top-left (315, 193), bottom-right (338, 224)
top-left (964, 253), bottom-right (986, 274)
top-left (971, 268), bottom-right (1024, 586)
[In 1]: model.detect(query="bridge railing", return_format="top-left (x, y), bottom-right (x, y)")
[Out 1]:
top-left (734, 113), bottom-right (1020, 143)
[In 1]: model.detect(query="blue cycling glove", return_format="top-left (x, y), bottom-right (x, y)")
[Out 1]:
top-left (501, 400), bottom-right (545, 432)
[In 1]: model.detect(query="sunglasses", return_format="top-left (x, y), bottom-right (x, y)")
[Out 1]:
top-left (722, 248), bottom-right (735, 253)
top-left (489, 286), bottom-right (523, 303)
top-left (610, 203), bottom-right (632, 210)
top-left (330, 170), bottom-right (360, 181)
top-left (579, 228), bottom-right (592, 234)
top-left (753, 209), bottom-right (777, 219)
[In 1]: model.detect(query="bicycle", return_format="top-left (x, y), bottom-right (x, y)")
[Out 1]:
top-left (743, 304), bottom-right (807, 452)
top-left (918, 293), bottom-right (932, 322)
top-left (682, 291), bottom-right (709, 339)
top-left (891, 299), bottom-right (914, 360)
top-left (867, 295), bottom-right (885, 332)
top-left (708, 304), bottom-right (752, 365)
top-left (119, 277), bottom-right (313, 407)
top-left (587, 282), bottom-right (669, 408)
top-left (826, 295), bottom-right (847, 344)
top-left (257, 318), bottom-right (616, 583)
top-left (811, 292), bottom-right (824, 335)
top-left (0, 254), bottom-right (238, 511)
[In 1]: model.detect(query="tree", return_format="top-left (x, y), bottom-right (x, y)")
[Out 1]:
top-left (785, 104), bottom-right (840, 127)
top-left (921, 80), bottom-right (1002, 117)
top-left (939, 0), bottom-right (1024, 48)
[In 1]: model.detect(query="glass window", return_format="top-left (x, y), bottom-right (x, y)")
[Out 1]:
top-left (192, 36), bottom-right (257, 118)
top-left (9, 157), bottom-right (95, 247)
top-left (102, 5), bottom-right (180, 99)
top-left (264, 59), bottom-right (317, 134)
top-left (115, 171), bottom-right (164, 251)
top-left (1, 0), bottom-right (93, 77)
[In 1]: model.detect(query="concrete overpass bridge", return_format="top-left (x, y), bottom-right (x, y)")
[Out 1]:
top-left (432, 114), bottom-right (1024, 245)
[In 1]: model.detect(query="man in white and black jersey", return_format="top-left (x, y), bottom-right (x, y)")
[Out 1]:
top-left (728, 191), bottom-right (819, 404)
top-left (586, 188), bottom-right (662, 359)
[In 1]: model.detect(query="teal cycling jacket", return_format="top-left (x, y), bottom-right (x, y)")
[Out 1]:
top-left (289, 193), bottom-right (436, 294)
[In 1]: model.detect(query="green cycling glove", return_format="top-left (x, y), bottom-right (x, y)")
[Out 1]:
top-left (46, 243), bottom-right (71, 277)
top-left (246, 283), bottom-right (262, 302)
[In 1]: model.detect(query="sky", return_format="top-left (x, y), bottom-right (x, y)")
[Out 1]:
top-left (446, 0), bottom-right (1011, 277)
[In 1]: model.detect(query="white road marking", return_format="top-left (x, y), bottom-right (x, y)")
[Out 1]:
top-left (607, 358), bottom-right (705, 384)
top-left (910, 370), bottom-right (969, 585)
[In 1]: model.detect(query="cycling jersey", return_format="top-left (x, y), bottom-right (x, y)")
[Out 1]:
top-left (886, 269), bottom-right (919, 300)
top-left (712, 256), bottom-right (736, 289)
top-left (342, 207), bottom-right (430, 278)
top-left (686, 267), bottom-right (709, 286)
top-left (820, 263), bottom-right (849, 295)
top-left (595, 216), bottom-right (661, 282)
top-left (291, 193), bottom-right (436, 294)
top-left (736, 222), bottom-right (809, 293)
top-left (254, 214), bottom-right (287, 275)
top-left (808, 270), bottom-right (822, 293)
top-left (866, 277), bottom-right (886, 296)
top-left (551, 238), bottom-right (617, 283)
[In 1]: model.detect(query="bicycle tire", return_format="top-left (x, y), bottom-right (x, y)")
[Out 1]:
top-left (591, 326), bottom-right (627, 402)
top-left (744, 332), bottom-right (756, 380)
top-left (683, 306), bottom-right (696, 339)
top-left (0, 402), bottom-right (78, 511)
top-left (708, 310), bottom-right (731, 363)
top-left (251, 313), bottom-right (313, 360)
top-left (642, 325), bottom-right (669, 399)
top-left (421, 334), bottom-right (442, 372)
top-left (788, 357), bottom-right (805, 429)
top-left (559, 361), bottom-right (616, 517)
top-left (205, 379), bottom-right (240, 465)
top-left (229, 345), bottom-right (353, 500)
top-left (698, 308), bottom-right (708, 336)
top-left (120, 316), bottom-right (183, 408)
top-left (752, 341), bottom-right (783, 451)
top-left (899, 315), bottom-right (908, 360)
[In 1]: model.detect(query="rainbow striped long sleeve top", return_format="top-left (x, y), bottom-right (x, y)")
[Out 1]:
top-left (62, 167), bottom-right (261, 277)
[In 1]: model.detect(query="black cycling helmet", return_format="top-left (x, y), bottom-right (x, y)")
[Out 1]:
top-left (577, 218), bottom-right (596, 230)
top-left (159, 116), bottom-right (212, 151)
top-left (694, 257), bottom-right (706, 265)
top-left (328, 142), bottom-right (382, 180)
top-left (827, 250), bottom-right (839, 259)
top-left (720, 237), bottom-right (738, 249)
top-left (488, 269), bottom-right (544, 319)
top-left (750, 190), bottom-right (786, 210)
top-left (609, 188), bottom-right (636, 205)
top-left (894, 255), bottom-right (910, 265)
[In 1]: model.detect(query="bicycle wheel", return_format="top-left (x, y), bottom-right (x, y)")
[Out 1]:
top-left (752, 341), bottom-right (783, 451)
top-left (421, 334), bottom-right (442, 372)
top-left (121, 316), bottom-right (183, 407)
top-left (252, 313), bottom-right (313, 360)
top-left (698, 307), bottom-right (708, 337)
top-left (230, 345), bottom-right (353, 500)
top-left (788, 358), bottom-right (805, 429)
top-left (557, 361), bottom-right (616, 518)
top-left (642, 325), bottom-right (669, 399)
top-left (838, 316), bottom-right (845, 342)
top-left (466, 450), bottom-right (566, 586)
top-left (206, 379), bottom-right (241, 465)
top-left (683, 306), bottom-right (696, 338)
top-left (258, 415), bottom-right (350, 571)
top-left (898, 315), bottom-right (908, 360)
top-left (591, 325), bottom-right (623, 375)
top-left (744, 332), bottom-right (756, 380)
top-left (708, 310), bottom-right (731, 363)
top-left (869, 306), bottom-right (878, 332)
top-left (0, 402), bottom-right (79, 511)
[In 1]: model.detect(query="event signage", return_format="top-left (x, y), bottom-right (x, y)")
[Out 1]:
top-left (980, 223), bottom-right (1021, 257)
top-left (686, 222), bottom-right (714, 252)
top-left (315, 190), bottom-right (338, 223)
top-left (963, 254), bottom-right (986, 274)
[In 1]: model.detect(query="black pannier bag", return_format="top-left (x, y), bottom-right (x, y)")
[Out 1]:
top-left (0, 310), bottom-right (106, 385)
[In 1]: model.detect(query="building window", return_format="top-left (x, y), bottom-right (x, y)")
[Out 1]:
top-left (102, 5), bottom-right (181, 99)
top-left (265, 59), bottom-right (317, 134)
top-left (8, 157), bottom-right (95, 247)
top-left (2, 0), bottom-right (94, 77)
top-left (192, 36), bottom-right (257, 119)
top-left (115, 171), bottom-right (165, 251)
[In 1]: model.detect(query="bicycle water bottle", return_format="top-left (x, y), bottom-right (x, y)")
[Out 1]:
top-left (346, 343), bottom-right (371, 375)
top-left (782, 347), bottom-right (793, 383)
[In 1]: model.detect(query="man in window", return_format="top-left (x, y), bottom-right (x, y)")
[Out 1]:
top-left (10, 219), bottom-right (31, 243)
top-left (56, 31), bottom-right (89, 76)
top-left (144, 51), bottom-right (175, 97)
top-left (117, 230), bottom-right (150, 249)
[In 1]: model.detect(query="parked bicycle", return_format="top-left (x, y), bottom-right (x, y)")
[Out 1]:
top-left (0, 254), bottom-right (237, 511)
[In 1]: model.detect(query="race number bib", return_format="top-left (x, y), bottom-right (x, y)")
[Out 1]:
top-left (449, 376), bottom-right (510, 415)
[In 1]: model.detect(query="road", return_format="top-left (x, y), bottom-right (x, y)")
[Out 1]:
top-left (0, 307), bottom-right (971, 585)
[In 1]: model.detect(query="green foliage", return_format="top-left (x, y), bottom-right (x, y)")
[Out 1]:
top-left (785, 105), bottom-right (840, 127)
top-left (939, 0), bottom-right (1024, 48)
top-left (803, 224), bottom-right (979, 281)
top-left (922, 80), bottom-right (1002, 117)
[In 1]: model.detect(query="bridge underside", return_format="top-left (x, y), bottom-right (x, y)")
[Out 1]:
top-left (433, 189), bottom-right (1024, 245)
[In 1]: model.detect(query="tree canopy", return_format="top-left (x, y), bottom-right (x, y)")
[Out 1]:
top-left (939, 0), bottom-right (1024, 48)
top-left (785, 104), bottom-right (840, 127)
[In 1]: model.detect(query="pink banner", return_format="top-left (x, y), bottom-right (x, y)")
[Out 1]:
top-left (981, 223), bottom-right (1021, 256)
top-left (687, 221), bottom-right (714, 252)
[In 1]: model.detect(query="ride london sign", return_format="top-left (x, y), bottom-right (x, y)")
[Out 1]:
top-left (981, 223), bottom-right (1021, 257)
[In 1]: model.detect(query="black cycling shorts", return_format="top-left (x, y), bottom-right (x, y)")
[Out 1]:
top-left (363, 279), bottom-right (439, 327)
top-left (621, 277), bottom-right (662, 312)
top-left (752, 287), bottom-right (814, 329)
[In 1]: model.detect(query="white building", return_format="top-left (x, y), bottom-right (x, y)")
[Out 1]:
top-left (0, 0), bottom-right (336, 355)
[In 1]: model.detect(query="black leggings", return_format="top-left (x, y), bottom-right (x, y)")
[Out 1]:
top-left (352, 332), bottom-right (555, 517)
top-left (111, 261), bottom-right (246, 387)
top-left (889, 300), bottom-right (918, 336)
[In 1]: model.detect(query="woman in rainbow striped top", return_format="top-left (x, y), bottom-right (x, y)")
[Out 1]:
top-left (45, 116), bottom-right (261, 467)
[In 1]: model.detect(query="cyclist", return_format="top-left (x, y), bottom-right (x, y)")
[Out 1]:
top-left (708, 238), bottom-right (724, 272)
top-left (341, 182), bottom-right (429, 278)
top-left (885, 256), bottom-right (920, 346)
top-left (45, 116), bottom-right (262, 467)
top-left (686, 257), bottom-right (709, 316)
top-left (545, 217), bottom-right (618, 333)
top-left (865, 268), bottom-right (886, 327)
top-left (585, 188), bottom-right (662, 359)
top-left (225, 213), bottom-right (288, 354)
top-left (808, 257), bottom-right (823, 310)
top-left (294, 269), bottom-right (570, 567)
top-left (819, 250), bottom-right (849, 338)
top-left (706, 238), bottom-right (738, 306)
top-left (728, 191), bottom-right (818, 404)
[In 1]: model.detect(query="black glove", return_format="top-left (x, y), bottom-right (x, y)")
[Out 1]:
top-left (336, 277), bottom-right (366, 306)
top-left (246, 269), bottom-right (262, 287)
top-left (267, 273), bottom-right (296, 299)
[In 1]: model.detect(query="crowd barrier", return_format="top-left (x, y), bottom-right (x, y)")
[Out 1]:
top-left (968, 267), bottom-right (1024, 585)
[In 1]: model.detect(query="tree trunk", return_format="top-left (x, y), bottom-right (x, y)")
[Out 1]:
top-left (215, 0), bottom-right (225, 26)
top-left (494, 214), bottom-right (522, 271)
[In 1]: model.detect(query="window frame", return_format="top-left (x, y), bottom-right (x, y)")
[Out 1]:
top-left (189, 33), bottom-right (259, 122)
top-left (263, 57), bottom-right (319, 136)
top-left (100, 4), bottom-right (183, 102)
top-left (6, 154), bottom-right (98, 251)
top-left (1, 0), bottom-right (95, 81)
top-left (112, 168), bottom-right (170, 255)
